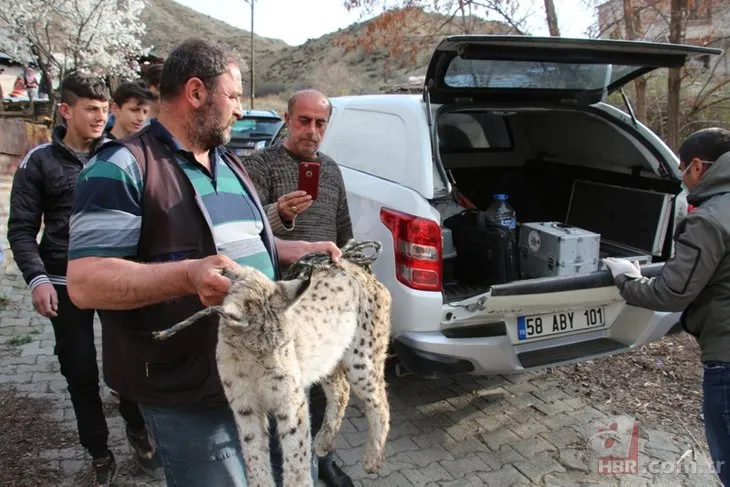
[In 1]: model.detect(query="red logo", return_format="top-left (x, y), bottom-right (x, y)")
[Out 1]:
top-left (591, 416), bottom-right (640, 474)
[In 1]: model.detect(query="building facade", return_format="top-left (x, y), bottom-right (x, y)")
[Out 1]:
top-left (596, 0), bottom-right (730, 74)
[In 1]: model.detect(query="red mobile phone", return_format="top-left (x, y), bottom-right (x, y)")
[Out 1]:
top-left (298, 161), bottom-right (321, 200)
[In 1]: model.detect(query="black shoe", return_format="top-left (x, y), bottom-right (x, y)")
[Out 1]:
top-left (318, 455), bottom-right (354, 487)
top-left (126, 424), bottom-right (161, 474)
top-left (92, 450), bottom-right (117, 487)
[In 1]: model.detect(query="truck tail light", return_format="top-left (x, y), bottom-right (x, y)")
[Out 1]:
top-left (380, 207), bottom-right (442, 292)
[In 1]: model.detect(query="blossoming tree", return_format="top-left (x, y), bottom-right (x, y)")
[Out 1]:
top-left (0, 0), bottom-right (149, 108)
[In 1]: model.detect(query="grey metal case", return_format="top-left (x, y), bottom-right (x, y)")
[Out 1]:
top-left (519, 221), bottom-right (601, 278)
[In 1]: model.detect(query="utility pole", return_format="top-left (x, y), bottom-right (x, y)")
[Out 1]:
top-left (249, 0), bottom-right (255, 110)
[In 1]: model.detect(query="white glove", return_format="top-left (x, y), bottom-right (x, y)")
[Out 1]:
top-left (602, 257), bottom-right (642, 280)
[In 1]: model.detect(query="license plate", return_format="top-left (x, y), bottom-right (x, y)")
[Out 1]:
top-left (235, 148), bottom-right (252, 156)
top-left (517, 307), bottom-right (607, 341)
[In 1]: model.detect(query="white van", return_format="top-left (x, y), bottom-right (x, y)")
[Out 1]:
top-left (315, 36), bottom-right (721, 378)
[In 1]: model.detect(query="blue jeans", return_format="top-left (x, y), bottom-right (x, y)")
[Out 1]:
top-left (138, 403), bottom-right (317, 487)
top-left (703, 361), bottom-right (730, 486)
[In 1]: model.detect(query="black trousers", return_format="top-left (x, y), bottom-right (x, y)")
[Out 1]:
top-left (309, 383), bottom-right (327, 442)
top-left (49, 285), bottom-right (146, 459)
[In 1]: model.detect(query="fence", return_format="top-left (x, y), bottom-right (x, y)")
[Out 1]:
top-left (0, 118), bottom-right (51, 174)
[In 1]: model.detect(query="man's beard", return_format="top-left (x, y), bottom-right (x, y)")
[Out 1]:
top-left (189, 99), bottom-right (233, 150)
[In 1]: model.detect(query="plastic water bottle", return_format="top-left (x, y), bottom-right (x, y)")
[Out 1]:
top-left (485, 194), bottom-right (517, 240)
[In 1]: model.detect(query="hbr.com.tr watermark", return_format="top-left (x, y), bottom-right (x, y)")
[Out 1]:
top-left (597, 456), bottom-right (725, 476)
top-left (590, 415), bottom-right (723, 476)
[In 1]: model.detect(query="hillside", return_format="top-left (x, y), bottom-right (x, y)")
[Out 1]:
top-left (259, 9), bottom-right (514, 94)
top-left (141, 0), bottom-right (287, 65)
top-left (141, 2), bottom-right (513, 96)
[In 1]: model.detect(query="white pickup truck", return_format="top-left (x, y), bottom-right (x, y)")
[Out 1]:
top-left (311, 36), bottom-right (721, 378)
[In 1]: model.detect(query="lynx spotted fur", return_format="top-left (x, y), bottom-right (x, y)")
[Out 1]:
top-left (154, 248), bottom-right (392, 487)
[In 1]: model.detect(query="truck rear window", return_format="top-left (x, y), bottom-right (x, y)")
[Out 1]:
top-left (444, 58), bottom-right (633, 91)
top-left (437, 112), bottom-right (512, 152)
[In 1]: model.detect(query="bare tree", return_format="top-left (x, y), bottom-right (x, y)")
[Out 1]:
top-left (667, 0), bottom-right (684, 150)
top-left (593, 0), bottom-right (730, 147)
top-left (623, 0), bottom-right (648, 121)
top-left (544, 0), bottom-right (560, 36)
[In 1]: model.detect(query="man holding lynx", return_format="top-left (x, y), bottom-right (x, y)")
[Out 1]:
top-left (66, 38), bottom-right (342, 486)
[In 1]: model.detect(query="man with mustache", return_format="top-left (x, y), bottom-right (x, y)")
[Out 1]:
top-left (107, 81), bottom-right (156, 140)
top-left (65, 39), bottom-right (342, 486)
top-left (244, 89), bottom-right (355, 487)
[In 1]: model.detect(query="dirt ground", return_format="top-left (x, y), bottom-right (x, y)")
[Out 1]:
top-left (0, 332), bottom-right (706, 485)
top-left (553, 331), bottom-right (707, 451)
top-left (0, 388), bottom-right (77, 486)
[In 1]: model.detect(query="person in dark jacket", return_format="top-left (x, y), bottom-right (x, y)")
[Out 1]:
top-left (107, 81), bottom-right (156, 140)
top-left (244, 89), bottom-right (355, 487)
top-left (6, 72), bottom-right (157, 487)
top-left (603, 127), bottom-right (730, 486)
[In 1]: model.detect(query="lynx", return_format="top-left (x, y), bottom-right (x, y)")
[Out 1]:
top-left (154, 245), bottom-right (392, 487)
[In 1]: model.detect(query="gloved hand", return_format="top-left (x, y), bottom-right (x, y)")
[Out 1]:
top-left (602, 257), bottom-right (642, 280)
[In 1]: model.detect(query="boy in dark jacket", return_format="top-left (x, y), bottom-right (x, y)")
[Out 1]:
top-left (7, 72), bottom-right (157, 487)
top-left (107, 82), bottom-right (156, 140)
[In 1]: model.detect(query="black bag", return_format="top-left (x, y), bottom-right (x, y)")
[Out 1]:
top-left (443, 209), bottom-right (519, 286)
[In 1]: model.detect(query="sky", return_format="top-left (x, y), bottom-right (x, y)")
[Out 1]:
top-left (173, 0), bottom-right (599, 47)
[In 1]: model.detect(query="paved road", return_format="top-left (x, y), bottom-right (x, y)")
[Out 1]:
top-left (0, 170), bottom-right (720, 486)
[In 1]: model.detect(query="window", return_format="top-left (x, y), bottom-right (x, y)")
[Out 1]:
top-left (231, 118), bottom-right (283, 139)
top-left (443, 58), bottom-right (638, 91)
top-left (437, 112), bottom-right (512, 152)
top-left (325, 108), bottom-right (409, 183)
top-left (699, 54), bottom-right (711, 70)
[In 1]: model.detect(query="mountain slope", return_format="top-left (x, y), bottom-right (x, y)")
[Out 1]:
top-left (141, 0), bottom-right (288, 63)
top-left (260, 8), bottom-right (514, 93)
top-left (141, 2), bottom-right (512, 95)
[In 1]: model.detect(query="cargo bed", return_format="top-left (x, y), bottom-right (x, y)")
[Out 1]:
top-left (435, 109), bottom-right (682, 302)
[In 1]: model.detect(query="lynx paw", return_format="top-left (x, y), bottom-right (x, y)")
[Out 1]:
top-left (314, 431), bottom-right (334, 457)
top-left (363, 445), bottom-right (385, 473)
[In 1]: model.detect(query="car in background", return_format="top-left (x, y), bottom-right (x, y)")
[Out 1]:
top-left (228, 109), bottom-right (284, 157)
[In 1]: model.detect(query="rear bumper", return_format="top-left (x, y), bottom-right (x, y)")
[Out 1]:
top-left (392, 308), bottom-right (682, 378)
top-left (391, 339), bottom-right (475, 378)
